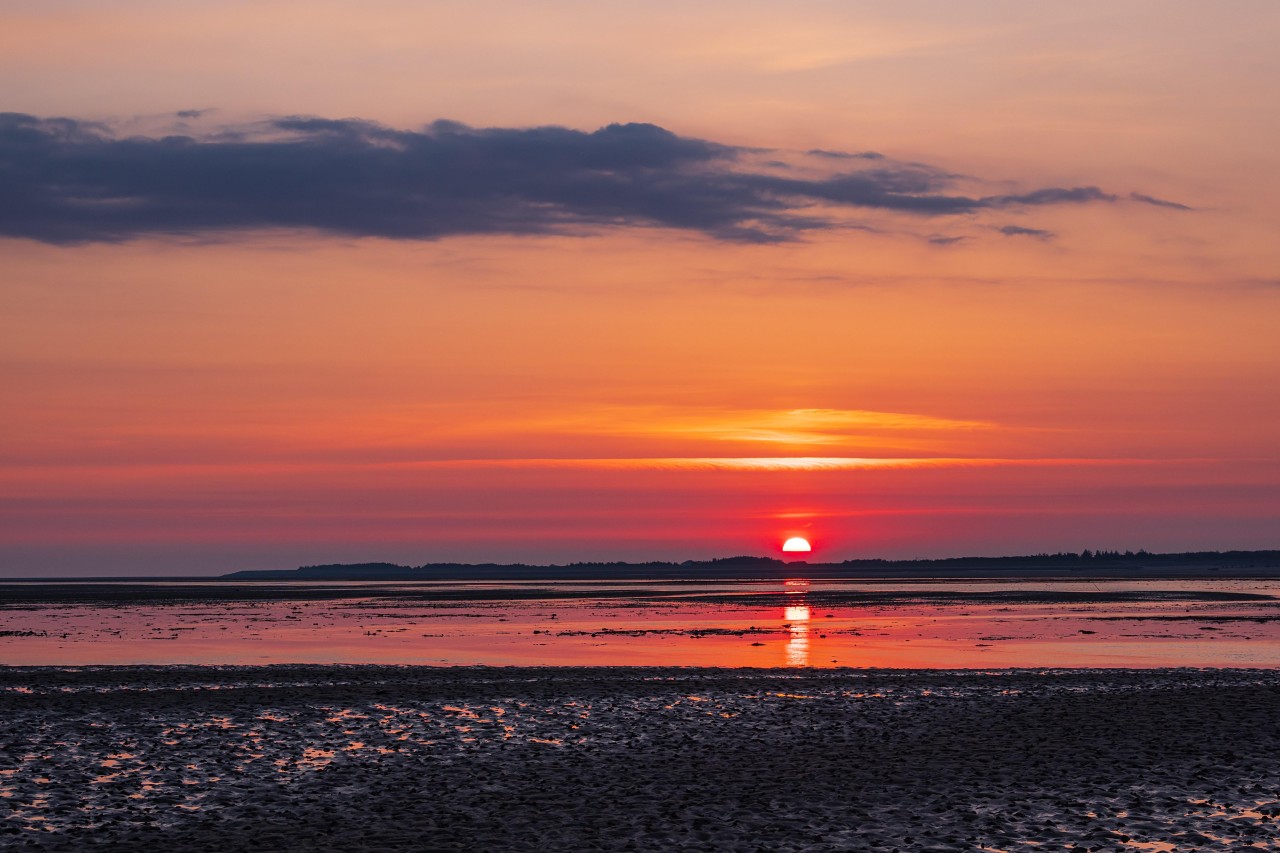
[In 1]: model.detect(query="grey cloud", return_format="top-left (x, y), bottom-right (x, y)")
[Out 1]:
top-left (0, 113), bottom-right (1182, 245)
top-left (998, 225), bottom-right (1054, 239)
top-left (1129, 191), bottom-right (1194, 211)
top-left (991, 187), bottom-right (1117, 206)
top-left (807, 148), bottom-right (885, 160)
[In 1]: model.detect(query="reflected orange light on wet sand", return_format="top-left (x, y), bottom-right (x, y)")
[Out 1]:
top-left (4, 579), bottom-right (1280, 669)
top-left (784, 604), bottom-right (812, 667)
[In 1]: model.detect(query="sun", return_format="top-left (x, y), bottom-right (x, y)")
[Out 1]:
top-left (782, 536), bottom-right (811, 553)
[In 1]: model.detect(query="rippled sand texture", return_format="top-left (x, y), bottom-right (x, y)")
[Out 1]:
top-left (2, 667), bottom-right (1279, 851)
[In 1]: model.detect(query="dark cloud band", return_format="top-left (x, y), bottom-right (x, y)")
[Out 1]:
top-left (0, 113), bottom-right (1185, 245)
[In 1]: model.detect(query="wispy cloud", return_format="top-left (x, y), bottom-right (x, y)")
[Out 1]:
top-left (418, 456), bottom-right (1156, 472)
top-left (437, 406), bottom-right (994, 455)
top-left (0, 113), bottom-right (1189, 245)
top-left (998, 224), bottom-right (1055, 239)
top-left (1128, 191), bottom-right (1194, 211)
top-left (618, 407), bottom-right (990, 446)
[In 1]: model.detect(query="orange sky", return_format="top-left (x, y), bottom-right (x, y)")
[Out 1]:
top-left (2, 1), bottom-right (1278, 575)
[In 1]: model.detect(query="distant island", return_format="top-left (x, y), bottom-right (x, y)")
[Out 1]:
top-left (221, 550), bottom-right (1280, 581)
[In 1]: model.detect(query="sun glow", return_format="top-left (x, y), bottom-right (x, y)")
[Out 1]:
top-left (782, 536), bottom-right (811, 553)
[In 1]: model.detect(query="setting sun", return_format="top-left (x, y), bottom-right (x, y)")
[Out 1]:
top-left (782, 537), bottom-right (812, 553)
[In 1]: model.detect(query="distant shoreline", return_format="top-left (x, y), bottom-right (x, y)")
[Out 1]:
top-left (204, 548), bottom-right (1280, 582)
top-left (2, 548), bottom-right (1279, 582)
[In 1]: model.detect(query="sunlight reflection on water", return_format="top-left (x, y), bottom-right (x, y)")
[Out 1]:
top-left (2, 578), bottom-right (1279, 668)
top-left (785, 605), bottom-right (811, 667)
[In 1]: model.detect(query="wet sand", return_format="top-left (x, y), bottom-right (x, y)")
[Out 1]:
top-left (4, 579), bottom-right (1280, 668)
top-left (3, 666), bottom-right (1279, 851)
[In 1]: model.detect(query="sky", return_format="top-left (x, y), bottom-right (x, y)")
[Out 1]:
top-left (2, 0), bottom-right (1279, 576)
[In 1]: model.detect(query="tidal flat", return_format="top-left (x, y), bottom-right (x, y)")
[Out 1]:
top-left (3, 580), bottom-right (1279, 851)
top-left (2, 666), bottom-right (1279, 851)
top-left (2, 578), bottom-right (1280, 668)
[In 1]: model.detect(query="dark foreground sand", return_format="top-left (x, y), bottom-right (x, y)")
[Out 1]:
top-left (2, 667), bottom-right (1278, 851)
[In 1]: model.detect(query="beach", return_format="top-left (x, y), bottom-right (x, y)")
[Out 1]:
top-left (3, 665), bottom-right (1278, 851)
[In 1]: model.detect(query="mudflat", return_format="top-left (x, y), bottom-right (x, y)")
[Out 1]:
top-left (2, 666), bottom-right (1278, 851)
top-left (4, 579), bottom-right (1280, 668)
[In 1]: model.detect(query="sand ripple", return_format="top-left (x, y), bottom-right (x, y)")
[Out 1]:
top-left (1, 667), bottom-right (1278, 851)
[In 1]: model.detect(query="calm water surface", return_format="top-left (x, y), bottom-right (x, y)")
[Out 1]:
top-left (2, 578), bottom-right (1278, 667)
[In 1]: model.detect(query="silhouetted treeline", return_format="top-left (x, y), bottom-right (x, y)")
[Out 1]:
top-left (219, 550), bottom-right (1280, 581)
